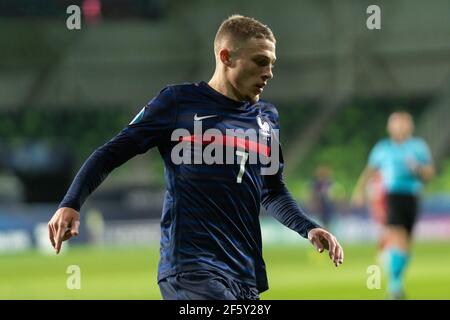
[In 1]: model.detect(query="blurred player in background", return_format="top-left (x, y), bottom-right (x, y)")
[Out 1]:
top-left (367, 171), bottom-right (387, 226)
top-left (310, 165), bottom-right (335, 229)
top-left (366, 171), bottom-right (388, 255)
top-left (48, 15), bottom-right (344, 300)
top-left (352, 111), bottom-right (435, 299)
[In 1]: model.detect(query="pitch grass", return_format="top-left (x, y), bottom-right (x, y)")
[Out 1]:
top-left (0, 242), bottom-right (449, 300)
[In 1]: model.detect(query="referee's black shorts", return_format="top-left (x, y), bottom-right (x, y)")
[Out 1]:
top-left (386, 193), bottom-right (419, 234)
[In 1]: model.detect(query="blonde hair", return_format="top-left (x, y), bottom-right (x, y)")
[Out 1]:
top-left (388, 111), bottom-right (414, 125)
top-left (214, 14), bottom-right (276, 54)
top-left (387, 111), bottom-right (415, 132)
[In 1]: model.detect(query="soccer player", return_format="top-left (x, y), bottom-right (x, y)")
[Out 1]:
top-left (352, 111), bottom-right (435, 299)
top-left (310, 165), bottom-right (336, 229)
top-left (48, 15), bottom-right (344, 300)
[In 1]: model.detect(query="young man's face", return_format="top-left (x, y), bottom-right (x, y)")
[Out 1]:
top-left (387, 114), bottom-right (414, 141)
top-left (227, 38), bottom-right (276, 103)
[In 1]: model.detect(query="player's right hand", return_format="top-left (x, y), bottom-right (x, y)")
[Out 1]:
top-left (48, 207), bottom-right (80, 254)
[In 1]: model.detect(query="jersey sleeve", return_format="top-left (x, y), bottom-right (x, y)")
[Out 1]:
top-left (58, 86), bottom-right (177, 211)
top-left (123, 86), bottom-right (178, 152)
top-left (260, 106), bottom-right (321, 238)
top-left (415, 138), bottom-right (433, 165)
top-left (368, 140), bottom-right (384, 169)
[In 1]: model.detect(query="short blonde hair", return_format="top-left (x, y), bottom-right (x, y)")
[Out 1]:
top-left (214, 14), bottom-right (276, 54)
top-left (387, 111), bottom-right (415, 132)
top-left (388, 111), bottom-right (414, 125)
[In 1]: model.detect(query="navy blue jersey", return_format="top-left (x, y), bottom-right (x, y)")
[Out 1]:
top-left (59, 81), bottom-right (320, 292)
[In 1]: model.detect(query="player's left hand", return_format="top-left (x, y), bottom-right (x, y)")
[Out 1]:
top-left (308, 228), bottom-right (344, 267)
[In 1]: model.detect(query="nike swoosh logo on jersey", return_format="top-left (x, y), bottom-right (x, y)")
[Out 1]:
top-left (194, 114), bottom-right (218, 121)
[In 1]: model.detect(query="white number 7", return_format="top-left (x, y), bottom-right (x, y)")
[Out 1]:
top-left (236, 150), bottom-right (249, 183)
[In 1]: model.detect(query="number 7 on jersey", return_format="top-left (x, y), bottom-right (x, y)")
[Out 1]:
top-left (236, 150), bottom-right (249, 183)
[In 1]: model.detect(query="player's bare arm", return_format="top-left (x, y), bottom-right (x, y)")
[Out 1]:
top-left (414, 164), bottom-right (435, 182)
top-left (351, 165), bottom-right (378, 207)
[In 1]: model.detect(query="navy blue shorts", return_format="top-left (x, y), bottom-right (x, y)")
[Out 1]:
top-left (158, 270), bottom-right (260, 300)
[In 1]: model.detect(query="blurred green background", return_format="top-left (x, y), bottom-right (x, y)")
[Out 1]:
top-left (1, 242), bottom-right (449, 300)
